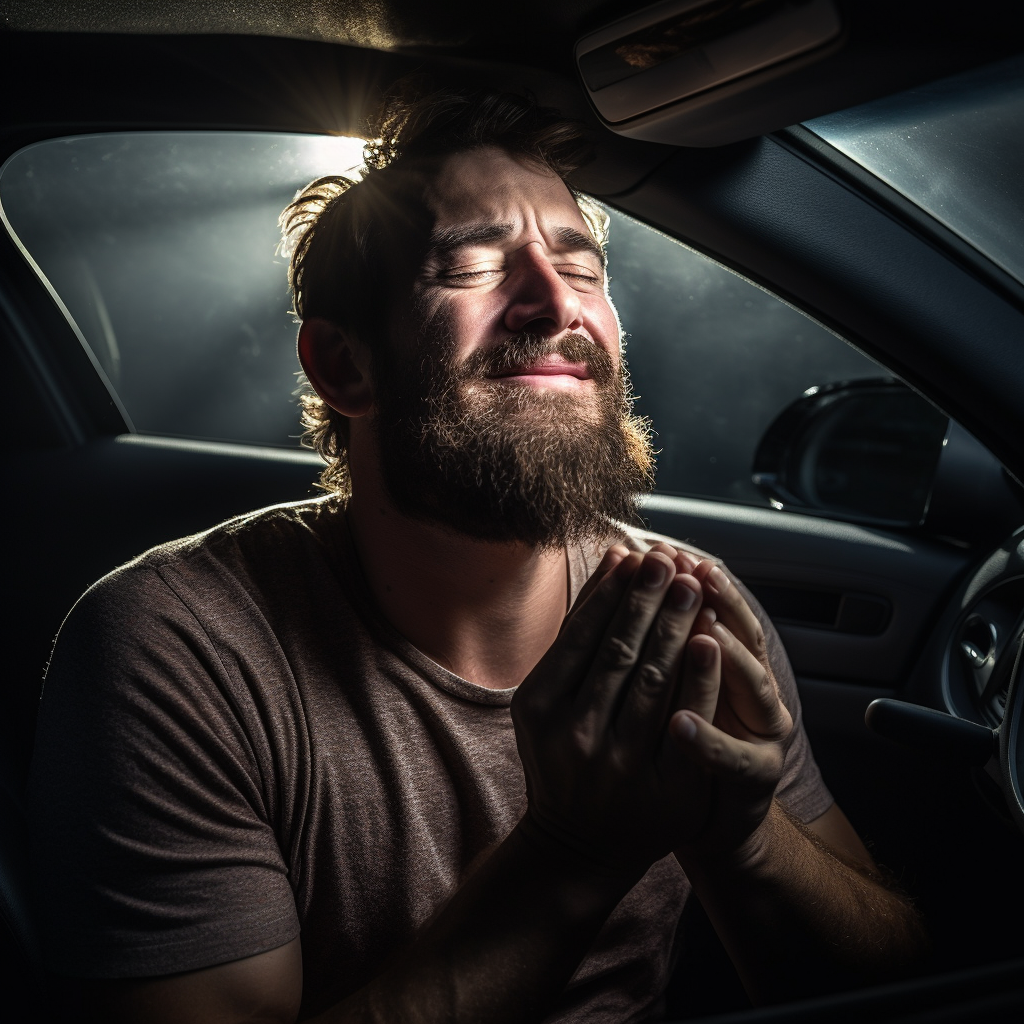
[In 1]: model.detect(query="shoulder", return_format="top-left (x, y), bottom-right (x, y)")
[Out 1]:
top-left (131, 495), bottom-right (342, 575)
top-left (37, 499), bottom-right (349, 763)
top-left (49, 496), bottom-right (344, 686)
top-left (78, 496), bottom-right (340, 608)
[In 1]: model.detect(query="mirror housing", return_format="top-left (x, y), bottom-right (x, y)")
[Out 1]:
top-left (753, 378), bottom-right (1024, 544)
top-left (752, 378), bottom-right (947, 528)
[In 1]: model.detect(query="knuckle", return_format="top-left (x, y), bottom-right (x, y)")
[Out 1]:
top-left (753, 628), bottom-right (769, 660)
top-left (653, 612), bottom-right (686, 645)
top-left (608, 745), bottom-right (632, 774)
top-left (598, 635), bottom-right (638, 670)
top-left (635, 662), bottom-right (668, 694)
top-left (704, 735), bottom-right (726, 764)
top-left (569, 721), bottom-right (598, 758)
top-left (625, 589), bottom-right (655, 620)
top-left (692, 675), bottom-right (718, 700)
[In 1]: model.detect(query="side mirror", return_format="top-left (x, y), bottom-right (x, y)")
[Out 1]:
top-left (752, 379), bottom-right (1024, 543)
top-left (751, 379), bottom-right (948, 528)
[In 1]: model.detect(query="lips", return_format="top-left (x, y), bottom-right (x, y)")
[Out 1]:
top-left (490, 357), bottom-right (592, 381)
top-left (462, 332), bottom-right (613, 390)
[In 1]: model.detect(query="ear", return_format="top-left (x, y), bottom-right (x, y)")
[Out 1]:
top-left (297, 318), bottom-right (373, 418)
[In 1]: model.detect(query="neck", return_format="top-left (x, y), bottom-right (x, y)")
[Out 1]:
top-left (344, 459), bottom-right (570, 690)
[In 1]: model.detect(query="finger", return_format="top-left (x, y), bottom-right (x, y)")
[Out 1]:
top-left (646, 541), bottom-right (700, 578)
top-left (675, 634), bottom-right (720, 724)
top-left (692, 562), bottom-right (768, 667)
top-left (647, 541), bottom-right (678, 559)
top-left (669, 710), bottom-right (782, 784)
top-left (565, 543), bottom-right (630, 622)
top-left (672, 547), bottom-right (701, 575)
top-left (521, 550), bottom-right (642, 712)
top-left (614, 573), bottom-right (703, 755)
top-left (572, 551), bottom-right (678, 740)
top-left (689, 605), bottom-right (717, 638)
top-left (709, 621), bottom-right (792, 741)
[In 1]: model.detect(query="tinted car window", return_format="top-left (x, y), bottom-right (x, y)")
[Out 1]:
top-left (604, 210), bottom-right (885, 505)
top-left (3, 131), bottom-right (894, 510)
top-left (0, 132), bottom-right (364, 445)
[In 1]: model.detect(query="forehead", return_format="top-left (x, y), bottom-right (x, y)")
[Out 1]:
top-left (424, 147), bottom-right (591, 235)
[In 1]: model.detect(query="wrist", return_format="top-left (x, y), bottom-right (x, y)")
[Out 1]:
top-left (513, 812), bottom-right (648, 895)
top-left (675, 799), bottom-right (784, 880)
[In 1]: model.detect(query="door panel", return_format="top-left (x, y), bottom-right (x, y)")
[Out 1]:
top-left (640, 494), bottom-right (1024, 976)
top-left (642, 494), bottom-right (970, 685)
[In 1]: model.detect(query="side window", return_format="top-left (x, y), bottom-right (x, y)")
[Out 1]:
top-left (0, 132), bottom-right (364, 447)
top-left (604, 208), bottom-right (954, 527)
top-left (1, 132), bottom-right (966, 531)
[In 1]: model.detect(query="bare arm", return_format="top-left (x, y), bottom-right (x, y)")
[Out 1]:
top-left (679, 801), bottom-right (927, 1004)
top-left (73, 823), bottom-right (640, 1024)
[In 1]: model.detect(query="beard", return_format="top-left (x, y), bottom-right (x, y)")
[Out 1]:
top-left (369, 316), bottom-right (655, 548)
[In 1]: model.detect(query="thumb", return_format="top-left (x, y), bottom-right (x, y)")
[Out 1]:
top-left (669, 710), bottom-right (762, 778)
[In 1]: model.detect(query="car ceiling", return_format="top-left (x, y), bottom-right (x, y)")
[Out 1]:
top-left (5, 1), bottom-right (1024, 157)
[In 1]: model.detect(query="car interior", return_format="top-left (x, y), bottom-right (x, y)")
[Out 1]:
top-left (1, 2), bottom-right (1023, 1021)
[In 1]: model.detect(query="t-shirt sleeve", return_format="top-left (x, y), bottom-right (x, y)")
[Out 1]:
top-left (28, 562), bottom-right (300, 979)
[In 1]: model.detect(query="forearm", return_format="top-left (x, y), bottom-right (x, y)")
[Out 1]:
top-left (314, 821), bottom-right (639, 1024)
top-left (677, 801), bottom-right (928, 1005)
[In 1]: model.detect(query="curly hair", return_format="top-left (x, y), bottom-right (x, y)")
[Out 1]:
top-left (279, 81), bottom-right (607, 496)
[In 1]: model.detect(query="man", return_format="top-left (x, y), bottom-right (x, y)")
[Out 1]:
top-left (29, 87), bottom-right (924, 1022)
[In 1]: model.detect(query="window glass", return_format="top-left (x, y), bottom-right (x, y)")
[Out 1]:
top-left (604, 209), bottom-right (885, 505)
top-left (2, 131), bottom-right (892, 509)
top-left (805, 55), bottom-right (1024, 287)
top-left (0, 132), bottom-right (364, 446)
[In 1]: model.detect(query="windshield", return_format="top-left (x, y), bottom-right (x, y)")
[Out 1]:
top-left (804, 54), bottom-right (1024, 287)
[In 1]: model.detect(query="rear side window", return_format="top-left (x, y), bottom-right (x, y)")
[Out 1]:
top-left (3, 131), bottom-right (924, 517)
top-left (1, 133), bottom-right (363, 446)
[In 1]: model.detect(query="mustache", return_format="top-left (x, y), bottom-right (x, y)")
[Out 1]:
top-left (453, 332), bottom-right (618, 388)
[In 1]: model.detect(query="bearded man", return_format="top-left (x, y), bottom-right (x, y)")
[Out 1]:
top-left (29, 87), bottom-right (925, 1023)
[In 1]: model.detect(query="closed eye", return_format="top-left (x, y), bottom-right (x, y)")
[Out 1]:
top-left (558, 267), bottom-right (602, 283)
top-left (437, 266), bottom-right (503, 286)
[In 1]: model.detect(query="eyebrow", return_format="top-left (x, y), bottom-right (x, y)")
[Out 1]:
top-left (425, 222), bottom-right (607, 267)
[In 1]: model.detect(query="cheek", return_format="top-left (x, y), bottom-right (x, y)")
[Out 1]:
top-left (439, 291), bottom-right (508, 360)
top-left (589, 294), bottom-right (623, 366)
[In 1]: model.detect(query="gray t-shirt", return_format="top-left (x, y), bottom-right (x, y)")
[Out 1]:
top-left (29, 497), bottom-right (831, 1021)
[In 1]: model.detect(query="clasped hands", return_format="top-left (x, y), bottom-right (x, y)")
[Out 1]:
top-left (511, 543), bottom-right (794, 876)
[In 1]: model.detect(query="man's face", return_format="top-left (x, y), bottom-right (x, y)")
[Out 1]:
top-left (369, 147), bottom-right (654, 546)
top-left (408, 146), bottom-right (622, 396)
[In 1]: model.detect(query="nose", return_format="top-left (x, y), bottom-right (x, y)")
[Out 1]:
top-left (502, 244), bottom-right (584, 336)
